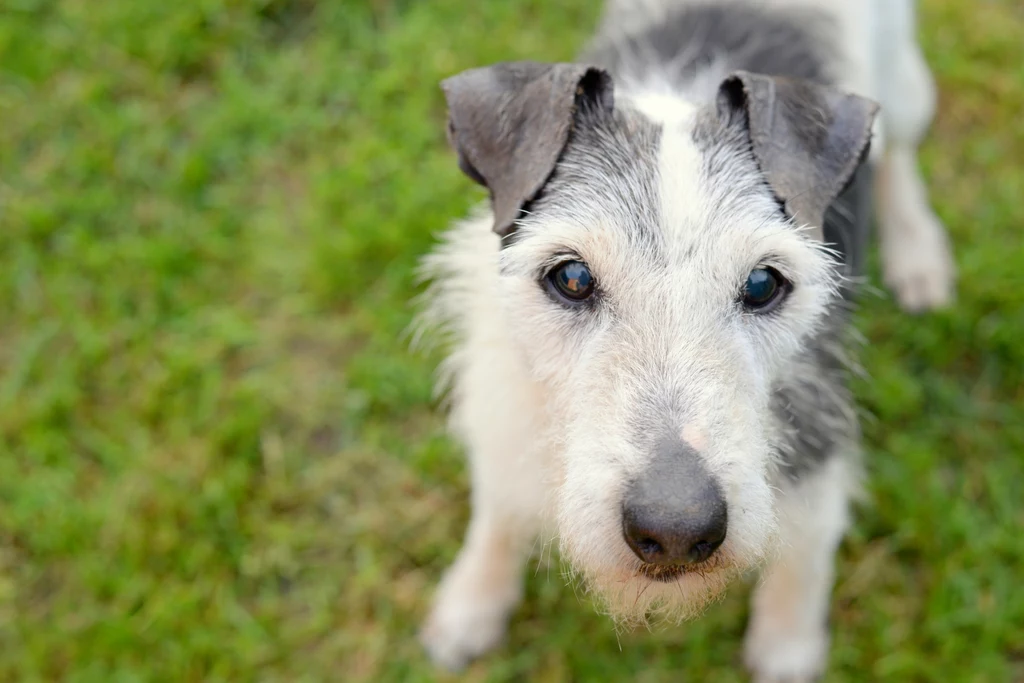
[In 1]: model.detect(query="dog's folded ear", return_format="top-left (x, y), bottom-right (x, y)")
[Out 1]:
top-left (441, 61), bottom-right (614, 237)
top-left (716, 71), bottom-right (879, 239)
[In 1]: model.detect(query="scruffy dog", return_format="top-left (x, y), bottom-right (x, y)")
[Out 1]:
top-left (418, 0), bottom-right (954, 680)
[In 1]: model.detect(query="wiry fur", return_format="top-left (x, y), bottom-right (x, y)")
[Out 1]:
top-left (419, 1), bottom-right (954, 680)
top-left (585, 2), bottom-right (837, 97)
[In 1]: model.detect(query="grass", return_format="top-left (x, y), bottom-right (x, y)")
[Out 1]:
top-left (0, 0), bottom-right (1022, 680)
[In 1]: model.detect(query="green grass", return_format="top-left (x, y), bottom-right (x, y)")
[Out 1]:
top-left (1, 0), bottom-right (1022, 680)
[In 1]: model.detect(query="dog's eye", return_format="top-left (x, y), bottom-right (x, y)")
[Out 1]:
top-left (547, 260), bottom-right (595, 302)
top-left (741, 267), bottom-right (788, 312)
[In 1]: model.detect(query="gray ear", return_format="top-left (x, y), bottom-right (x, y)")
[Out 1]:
top-left (441, 61), bottom-right (614, 237)
top-left (716, 71), bottom-right (879, 238)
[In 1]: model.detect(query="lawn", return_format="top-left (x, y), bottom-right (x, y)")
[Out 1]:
top-left (0, 0), bottom-right (1022, 681)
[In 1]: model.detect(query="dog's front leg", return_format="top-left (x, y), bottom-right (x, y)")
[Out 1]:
top-left (420, 341), bottom-right (547, 671)
top-left (743, 457), bottom-right (856, 683)
top-left (420, 507), bottom-right (537, 671)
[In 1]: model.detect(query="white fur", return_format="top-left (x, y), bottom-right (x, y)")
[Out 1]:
top-left (418, 212), bottom-right (553, 669)
top-left (743, 456), bottom-right (859, 682)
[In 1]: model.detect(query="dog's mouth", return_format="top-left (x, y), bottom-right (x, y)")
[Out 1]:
top-left (633, 554), bottom-right (727, 583)
top-left (636, 564), bottom-right (687, 582)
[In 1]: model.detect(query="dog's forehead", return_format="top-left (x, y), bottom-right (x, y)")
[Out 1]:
top-left (526, 98), bottom-right (790, 272)
top-left (535, 102), bottom-right (663, 239)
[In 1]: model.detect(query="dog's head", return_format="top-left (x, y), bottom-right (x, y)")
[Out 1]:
top-left (441, 62), bottom-right (877, 622)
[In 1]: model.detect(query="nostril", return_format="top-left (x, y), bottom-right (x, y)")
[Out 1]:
top-left (623, 513), bottom-right (669, 564)
top-left (688, 539), bottom-right (719, 564)
top-left (636, 537), bottom-right (662, 558)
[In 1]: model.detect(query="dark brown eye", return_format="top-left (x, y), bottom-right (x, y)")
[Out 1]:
top-left (741, 266), bottom-right (788, 312)
top-left (548, 260), bottom-right (595, 302)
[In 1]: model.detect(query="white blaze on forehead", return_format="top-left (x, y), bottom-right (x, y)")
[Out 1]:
top-left (628, 90), bottom-right (698, 127)
top-left (630, 93), bottom-right (709, 241)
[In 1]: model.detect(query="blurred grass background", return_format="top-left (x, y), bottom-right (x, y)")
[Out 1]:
top-left (0, 0), bottom-right (1022, 680)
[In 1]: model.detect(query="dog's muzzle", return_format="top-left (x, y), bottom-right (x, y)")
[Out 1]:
top-left (621, 440), bottom-right (728, 574)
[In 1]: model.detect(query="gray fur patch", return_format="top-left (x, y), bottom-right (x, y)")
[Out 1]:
top-left (520, 104), bottom-right (663, 246)
top-left (771, 310), bottom-right (861, 480)
top-left (584, 3), bottom-right (838, 98)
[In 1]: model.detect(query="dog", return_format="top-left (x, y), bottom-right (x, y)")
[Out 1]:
top-left (417, 0), bottom-right (955, 680)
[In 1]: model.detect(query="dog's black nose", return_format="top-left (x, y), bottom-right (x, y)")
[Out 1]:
top-left (621, 441), bottom-right (727, 567)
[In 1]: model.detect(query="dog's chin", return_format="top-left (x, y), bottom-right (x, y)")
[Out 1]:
top-left (572, 552), bottom-right (742, 627)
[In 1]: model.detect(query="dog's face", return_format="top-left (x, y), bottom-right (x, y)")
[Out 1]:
top-left (441, 62), bottom-right (876, 622)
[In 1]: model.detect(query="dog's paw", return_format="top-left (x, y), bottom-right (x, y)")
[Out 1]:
top-left (880, 208), bottom-right (956, 313)
top-left (743, 622), bottom-right (828, 683)
top-left (420, 552), bottom-right (521, 672)
top-left (420, 592), bottom-right (510, 671)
